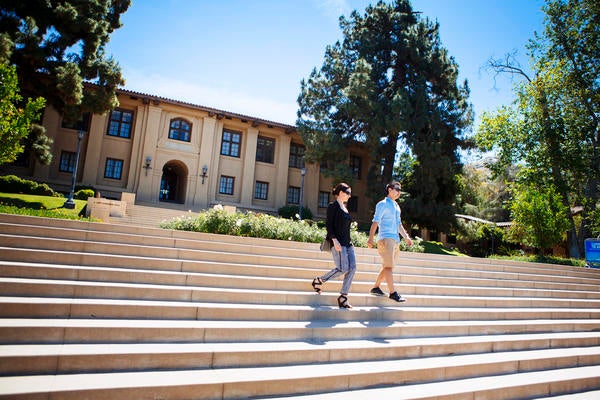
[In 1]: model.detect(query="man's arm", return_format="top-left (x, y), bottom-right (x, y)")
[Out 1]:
top-left (367, 222), bottom-right (378, 248)
top-left (399, 223), bottom-right (413, 246)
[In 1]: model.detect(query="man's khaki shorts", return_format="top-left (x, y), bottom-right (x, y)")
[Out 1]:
top-left (377, 238), bottom-right (399, 268)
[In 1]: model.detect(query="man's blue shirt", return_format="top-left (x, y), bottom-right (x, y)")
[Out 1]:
top-left (372, 196), bottom-right (401, 242)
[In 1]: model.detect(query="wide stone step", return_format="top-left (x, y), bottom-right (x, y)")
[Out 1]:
top-left (2, 332), bottom-right (599, 376)
top-left (2, 319), bottom-right (600, 345)
top-left (1, 247), bottom-right (599, 295)
top-left (2, 277), bottom-right (600, 309)
top-left (260, 367), bottom-right (600, 400)
top-left (3, 261), bottom-right (599, 300)
top-left (2, 296), bottom-right (600, 322)
top-left (1, 220), bottom-right (597, 278)
top-left (0, 348), bottom-right (599, 400)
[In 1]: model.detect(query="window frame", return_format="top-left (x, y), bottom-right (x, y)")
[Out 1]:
top-left (256, 136), bottom-right (275, 164)
top-left (168, 118), bottom-right (192, 142)
top-left (287, 186), bottom-right (301, 205)
top-left (219, 175), bottom-right (235, 195)
top-left (350, 155), bottom-right (362, 179)
top-left (289, 143), bottom-right (305, 169)
top-left (59, 151), bottom-right (77, 173)
top-left (221, 129), bottom-right (242, 158)
top-left (318, 191), bottom-right (330, 208)
top-left (106, 109), bottom-right (134, 139)
top-left (104, 158), bottom-right (124, 180)
top-left (254, 181), bottom-right (269, 200)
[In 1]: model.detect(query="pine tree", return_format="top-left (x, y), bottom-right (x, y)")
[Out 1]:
top-left (0, 0), bottom-right (131, 162)
top-left (297, 0), bottom-right (472, 232)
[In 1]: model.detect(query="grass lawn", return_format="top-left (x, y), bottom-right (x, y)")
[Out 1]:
top-left (421, 241), bottom-right (468, 256)
top-left (0, 193), bottom-right (89, 220)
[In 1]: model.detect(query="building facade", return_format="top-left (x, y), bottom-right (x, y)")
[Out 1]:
top-left (4, 88), bottom-right (374, 223)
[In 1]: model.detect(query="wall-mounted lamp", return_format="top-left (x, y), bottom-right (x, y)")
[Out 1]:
top-left (200, 165), bottom-right (208, 184)
top-left (143, 156), bottom-right (152, 176)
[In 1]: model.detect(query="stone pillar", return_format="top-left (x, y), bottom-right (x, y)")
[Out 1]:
top-left (275, 135), bottom-right (291, 207)
top-left (136, 105), bottom-right (162, 202)
top-left (81, 113), bottom-right (106, 184)
top-left (240, 127), bottom-right (258, 205)
top-left (193, 117), bottom-right (218, 209)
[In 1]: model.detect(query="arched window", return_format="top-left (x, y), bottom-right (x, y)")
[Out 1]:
top-left (168, 118), bottom-right (191, 142)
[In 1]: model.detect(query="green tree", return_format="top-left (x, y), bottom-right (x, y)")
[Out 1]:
top-left (296, 0), bottom-right (473, 232)
top-left (507, 184), bottom-right (569, 253)
top-left (0, 63), bottom-right (45, 164)
top-left (0, 0), bottom-right (131, 162)
top-left (476, 0), bottom-right (599, 258)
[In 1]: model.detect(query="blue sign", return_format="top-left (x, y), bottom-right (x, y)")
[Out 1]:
top-left (585, 238), bottom-right (600, 268)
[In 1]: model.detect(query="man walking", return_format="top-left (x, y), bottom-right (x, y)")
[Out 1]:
top-left (367, 181), bottom-right (413, 302)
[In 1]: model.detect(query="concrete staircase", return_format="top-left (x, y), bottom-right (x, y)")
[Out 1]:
top-left (0, 212), bottom-right (599, 399)
top-left (107, 202), bottom-right (202, 227)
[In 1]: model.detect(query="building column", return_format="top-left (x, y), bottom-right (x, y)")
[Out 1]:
top-left (275, 135), bottom-right (291, 207)
top-left (136, 105), bottom-right (162, 203)
top-left (81, 114), bottom-right (106, 185)
top-left (240, 127), bottom-right (258, 206)
top-left (193, 116), bottom-right (217, 209)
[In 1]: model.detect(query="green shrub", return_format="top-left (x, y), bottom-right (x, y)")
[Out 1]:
top-left (0, 175), bottom-right (60, 197)
top-left (160, 207), bottom-right (424, 252)
top-left (278, 204), bottom-right (313, 220)
top-left (74, 189), bottom-right (95, 200)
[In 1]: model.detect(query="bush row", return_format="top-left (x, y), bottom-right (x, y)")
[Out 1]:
top-left (160, 207), bottom-right (424, 252)
top-left (0, 175), bottom-right (61, 197)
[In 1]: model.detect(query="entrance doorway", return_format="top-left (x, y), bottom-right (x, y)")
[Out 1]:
top-left (159, 161), bottom-right (188, 203)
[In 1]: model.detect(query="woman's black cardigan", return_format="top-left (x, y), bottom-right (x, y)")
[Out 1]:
top-left (325, 200), bottom-right (353, 247)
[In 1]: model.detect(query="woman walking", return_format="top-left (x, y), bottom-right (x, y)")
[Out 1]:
top-left (311, 183), bottom-right (356, 309)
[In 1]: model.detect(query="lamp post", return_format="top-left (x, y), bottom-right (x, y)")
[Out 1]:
top-left (63, 129), bottom-right (85, 209)
top-left (299, 167), bottom-right (306, 220)
top-left (200, 165), bottom-right (208, 184)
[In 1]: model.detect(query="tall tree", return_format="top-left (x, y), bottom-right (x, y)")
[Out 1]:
top-left (0, 63), bottom-right (45, 164)
top-left (296, 0), bottom-right (472, 232)
top-left (476, 0), bottom-right (599, 258)
top-left (0, 0), bottom-right (131, 162)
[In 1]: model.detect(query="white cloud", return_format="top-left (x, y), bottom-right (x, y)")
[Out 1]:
top-left (312, 0), bottom-right (351, 20)
top-left (121, 68), bottom-right (298, 125)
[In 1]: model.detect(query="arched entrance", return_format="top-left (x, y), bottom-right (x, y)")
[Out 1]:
top-left (159, 160), bottom-right (188, 204)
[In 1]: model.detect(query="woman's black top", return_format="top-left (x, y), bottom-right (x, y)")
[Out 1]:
top-left (326, 200), bottom-right (353, 247)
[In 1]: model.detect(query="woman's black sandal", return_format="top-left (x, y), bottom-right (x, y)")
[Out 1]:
top-left (312, 277), bottom-right (323, 294)
top-left (337, 294), bottom-right (352, 309)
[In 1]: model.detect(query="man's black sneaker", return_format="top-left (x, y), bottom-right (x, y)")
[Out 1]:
top-left (389, 291), bottom-right (406, 302)
top-left (370, 287), bottom-right (385, 296)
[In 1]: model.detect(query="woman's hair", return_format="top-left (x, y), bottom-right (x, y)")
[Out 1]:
top-left (332, 182), bottom-right (351, 196)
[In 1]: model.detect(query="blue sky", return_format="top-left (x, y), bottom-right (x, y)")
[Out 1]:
top-left (105, 0), bottom-right (546, 130)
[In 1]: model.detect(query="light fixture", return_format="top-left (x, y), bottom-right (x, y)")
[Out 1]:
top-left (143, 156), bottom-right (152, 176)
top-left (200, 164), bottom-right (208, 184)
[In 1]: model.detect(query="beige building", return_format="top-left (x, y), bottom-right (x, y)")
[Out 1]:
top-left (4, 88), bottom-right (374, 223)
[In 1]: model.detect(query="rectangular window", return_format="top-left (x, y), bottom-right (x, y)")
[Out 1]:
top-left (221, 129), bottom-right (241, 157)
top-left (254, 181), bottom-right (269, 200)
top-left (347, 196), bottom-right (358, 212)
top-left (104, 158), bottom-right (124, 180)
top-left (107, 109), bottom-right (133, 138)
top-left (287, 186), bottom-right (300, 204)
top-left (289, 143), bottom-right (305, 169)
top-left (59, 151), bottom-right (76, 173)
top-left (219, 175), bottom-right (235, 195)
top-left (256, 136), bottom-right (275, 164)
top-left (318, 191), bottom-right (330, 208)
top-left (350, 155), bottom-right (362, 179)
top-left (62, 112), bottom-right (90, 131)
